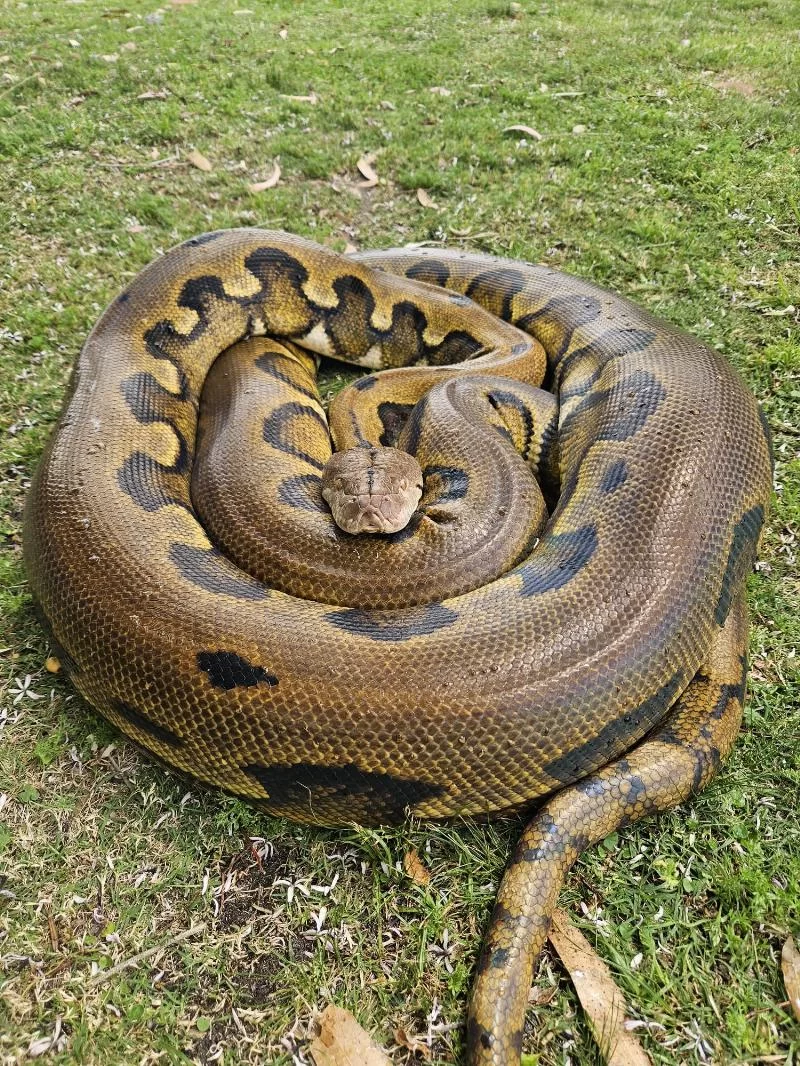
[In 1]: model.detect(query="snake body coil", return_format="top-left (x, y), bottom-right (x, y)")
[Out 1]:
top-left (23, 231), bottom-right (772, 1064)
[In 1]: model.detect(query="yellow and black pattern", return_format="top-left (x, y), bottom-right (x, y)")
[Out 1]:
top-left (23, 230), bottom-right (772, 1066)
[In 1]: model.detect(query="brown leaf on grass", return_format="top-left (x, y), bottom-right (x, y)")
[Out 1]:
top-left (782, 936), bottom-right (800, 1021)
top-left (711, 75), bottom-right (756, 97)
top-left (280, 92), bottom-right (318, 104)
top-left (528, 983), bottom-right (558, 1006)
top-left (548, 909), bottom-right (651, 1065)
top-left (394, 1027), bottom-right (432, 1060)
top-left (503, 124), bottom-right (543, 141)
top-left (403, 848), bottom-right (431, 885)
top-left (310, 1005), bottom-right (391, 1066)
top-left (170, 0), bottom-right (198, 5)
top-left (357, 153), bottom-right (379, 188)
top-left (248, 161), bottom-right (281, 192)
top-left (416, 188), bottom-right (437, 209)
top-left (137, 88), bottom-right (170, 100)
top-left (186, 149), bottom-right (213, 172)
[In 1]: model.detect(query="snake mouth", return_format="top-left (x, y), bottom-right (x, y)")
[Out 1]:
top-left (323, 490), bottom-right (422, 535)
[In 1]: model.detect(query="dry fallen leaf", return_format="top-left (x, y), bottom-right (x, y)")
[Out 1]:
top-left (278, 27), bottom-right (288, 39)
top-left (170, 0), bottom-right (198, 5)
top-left (528, 983), bottom-right (558, 1006)
top-left (403, 847), bottom-right (431, 886)
top-left (310, 1005), bottom-right (391, 1066)
top-left (137, 88), bottom-right (170, 100)
top-left (503, 124), bottom-right (543, 141)
top-left (186, 149), bottom-right (213, 173)
top-left (548, 909), bottom-right (651, 1066)
top-left (357, 153), bottom-right (379, 188)
top-left (782, 936), bottom-right (800, 1022)
top-left (280, 92), bottom-right (318, 104)
top-left (429, 85), bottom-right (451, 96)
top-left (344, 241), bottom-right (359, 254)
top-left (416, 188), bottom-right (437, 209)
top-left (249, 161), bottom-right (281, 192)
top-left (101, 53), bottom-right (119, 63)
top-left (394, 1027), bottom-right (432, 1060)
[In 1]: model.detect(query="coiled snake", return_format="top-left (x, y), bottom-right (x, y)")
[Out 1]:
top-left (23, 230), bottom-right (773, 1064)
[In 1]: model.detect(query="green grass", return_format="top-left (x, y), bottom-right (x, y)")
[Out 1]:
top-left (1, 0), bottom-right (798, 1063)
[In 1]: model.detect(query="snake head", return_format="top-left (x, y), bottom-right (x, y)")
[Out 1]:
top-left (321, 447), bottom-right (424, 535)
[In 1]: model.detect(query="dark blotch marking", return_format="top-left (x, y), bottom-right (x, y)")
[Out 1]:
top-left (600, 369), bottom-right (667, 441)
top-left (121, 370), bottom-right (188, 422)
top-left (112, 699), bottom-right (184, 748)
top-left (487, 387), bottom-right (536, 457)
top-left (400, 392), bottom-right (429, 455)
top-left (178, 274), bottom-right (236, 319)
top-left (117, 448), bottom-right (188, 512)
top-left (183, 231), bottom-right (225, 247)
top-left (557, 328), bottom-right (656, 393)
top-left (576, 775), bottom-right (612, 798)
top-left (244, 762), bottom-right (444, 820)
top-left (263, 401), bottom-right (330, 471)
top-left (466, 1015), bottom-right (495, 1052)
top-left (352, 375), bottom-right (377, 392)
top-left (117, 370), bottom-right (191, 511)
top-left (466, 267), bottom-right (528, 322)
top-left (488, 946), bottom-right (510, 969)
top-left (277, 473), bottom-right (327, 513)
top-left (405, 259), bottom-right (450, 287)
top-left (117, 290), bottom-right (130, 304)
top-left (710, 676), bottom-right (746, 719)
top-left (426, 328), bottom-right (485, 366)
top-left (515, 292), bottom-right (603, 362)
top-left (715, 504), bottom-right (764, 625)
top-left (625, 774), bottom-right (648, 806)
top-left (325, 603), bottom-right (458, 641)
top-left (197, 651), bottom-right (278, 690)
top-left (544, 674), bottom-right (685, 783)
top-left (254, 354), bottom-right (320, 403)
top-left (560, 368), bottom-right (667, 445)
top-left (423, 464), bottom-right (469, 505)
top-left (244, 245), bottom-right (309, 288)
top-left (169, 543), bottom-right (269, 600)
top-left (516, 524), bottom-right (598, 597)
top-left (377, 401), bottom-right (415, 447)
top-left (600, 459), bottom-right (628, 494)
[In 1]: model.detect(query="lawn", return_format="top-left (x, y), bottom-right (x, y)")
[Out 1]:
top-left (0, 0), bottom-right (798, 1063)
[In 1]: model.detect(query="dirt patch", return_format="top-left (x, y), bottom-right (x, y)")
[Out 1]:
top-left (711, 74), bottom-right (758, 97)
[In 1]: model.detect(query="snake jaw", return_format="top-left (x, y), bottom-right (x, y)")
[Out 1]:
top-left (321, 446), bottom-right (424, 535)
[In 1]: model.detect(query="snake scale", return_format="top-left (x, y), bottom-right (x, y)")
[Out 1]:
top-left (23, 230), bottom-right (773, 1064)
